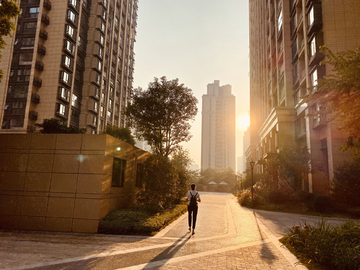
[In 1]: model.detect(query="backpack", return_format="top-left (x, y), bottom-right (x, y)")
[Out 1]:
top-left (189, 192), bottom-right (198, 206)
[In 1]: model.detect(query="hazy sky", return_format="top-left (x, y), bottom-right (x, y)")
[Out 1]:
top-left (133, 0), bottom-right (250, 168)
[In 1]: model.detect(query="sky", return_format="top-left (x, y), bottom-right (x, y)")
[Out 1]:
top-left (133, 0), bottom-right (250, 168)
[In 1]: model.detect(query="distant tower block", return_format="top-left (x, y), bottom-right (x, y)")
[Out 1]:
top-left (201, 80), bottom-right (235, 172)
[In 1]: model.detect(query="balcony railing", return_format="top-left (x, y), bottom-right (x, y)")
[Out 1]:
top-left (29, 110), bottom-right (38, 120)
top-left (35, 60), bottom-right (44, 71)
top-left (39, 29), bottom-right (48, 40)
top-left (41, 14), bottom-right (50, 25)
top-left (43, 0), bottom-right (52, 10)
top-left (31, 93), bottom-right (40, 104)
top-left (33, 77), bottom-right (42, 87)
top-left (37, 45), bottom-right (46, 55)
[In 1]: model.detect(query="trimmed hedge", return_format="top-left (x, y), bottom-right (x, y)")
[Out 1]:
top-left (98, 203), bottom-right (187, 236)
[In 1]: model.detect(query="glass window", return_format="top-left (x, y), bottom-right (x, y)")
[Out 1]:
top-left (92, 115), bottom-right (97, 126)
top-left (97, 60), bottom-right (102, 71)
top-left (278, 10), bottom-right (283, 32)
top-left (94, 86), bottom-right (100, 98)
top-left (94, 101), bottom-right (98, 111)
top-left (24, 22), bottom-right (37, 29)
top-left (66, 25), bottom-right (74, 37)
top-left (69, 0), bottom-right (77, 8)
top-left (19, 53), bottom-right (33, 65)
top-left (59, 87), bottom-right (70, 101)
top-left (309, 6), bottom-right (314, 26)
top-left (100, 34), bottom-right (104, 45)
top-left (60, 71), bottom-right (70, 83)
top-left (64, 55), bottom-right (71, 68)
top-left (99, 46), bottom-right (103, 58)
top-left (311, 69), bottom-right (318, 87)
top-left (101, 106), bottom-right (104, 117)
top-left (310, 37), bottom-right (316, 57)
top-left (112, 158), bottom-right (126, 187)
top-left (101, 22), bottom-right (106, 32)
top-left (101, 92), bottom-right (105, 103)
top-left (72, 94), bottom-right (78, 107)
top-left (68, 10), bottom-right (76, 23)
top-left (59, 104), bottom-right (66, 115)
top-left (65, 40), bottom-right (74, 54)
top-left (29, 7), bottom-right (39, 18)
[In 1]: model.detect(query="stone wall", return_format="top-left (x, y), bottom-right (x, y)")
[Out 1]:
top-left (0, 134), bottom-right (150, 233)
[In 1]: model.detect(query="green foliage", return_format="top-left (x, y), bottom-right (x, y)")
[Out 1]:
top-left (136, 155), bottom-right (178, 209)
top-left (126, 76), bottom-right (198, 157)
top-left (308, 46), bottom-right (360, 148)
top-left (269, 147), bottom-right (310, 192)
top-left (36, 118), bottom-right (86, 134)
top-left (0, 0), bottom-right (21, 81)
top-left (98, 203), bottom-right (187, 235)
top-left (333, 158), bottom-right (360, 207)
top-left (171, 148), bottom-right (193, 202)
top-left (103, 125), bottom-right (135, 145)
top-left (312, 195), bottom-right (336, 213)
top-left (280, 220), bottom-right (360, 270)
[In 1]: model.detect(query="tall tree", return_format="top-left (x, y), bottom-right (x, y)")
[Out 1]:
top-left (103, 125), bottom-right (135, 145)
top-left (308, 46), bottom-right (360, 148)
top-left (126, 76), bottom-right (198, 157)
top-left (0, 0), bottom-right (21, 81)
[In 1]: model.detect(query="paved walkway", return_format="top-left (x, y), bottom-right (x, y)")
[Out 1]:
top-left (0, 192), bottom-right (353, 269)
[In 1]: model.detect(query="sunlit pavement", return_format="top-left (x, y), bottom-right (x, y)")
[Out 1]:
top-left (1, 192), bottom-right (352, 270)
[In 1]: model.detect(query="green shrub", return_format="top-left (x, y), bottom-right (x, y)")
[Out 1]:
top-left (280, 220), bottom-right (360, 270)
top-left (98, 203), bottom-right (187, 235)
top-left (238, 189), bottom-right (262, 208)
top-left (312, 195), bottom-right (336, 213)
top-left (267, 189), bottom-right (289, 204)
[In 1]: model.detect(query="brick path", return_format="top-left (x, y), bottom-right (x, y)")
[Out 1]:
top-left (0, 192), bottom-right (319, 269)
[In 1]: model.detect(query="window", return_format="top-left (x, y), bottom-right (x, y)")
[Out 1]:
top-left (98, 46), bottom-right (103, 58)
top-left (310, 37), bottom-right (316, 57)
top-left (97, 60), bottom-right (102, 71)
top-left (101, 92), bottom-right (105, 103)
top-left (60, 70), bottom-right (71, 85)
top-left (311, 69), bottom-right (318, 87)
top-left (100, 106), bottom-right (104, 117)
top-left (16, 69), bottom-right (31, 81)
top-left (63, 55), bottom-right (72, 69)
top-left (112, 158), bottom-right (126, 187)
top-left (66, 24), bottom-right (75, 38)
top-left (109, 99), bottom-right (112, 108)
top-left (95, 73), bottom-right (101, 85)
top-left (72, 94), bottom-right (78, 107)
top-left (69, 0), bottom-right (77, 8)
top-left (19, 53), bottom-right (33, 65)
top-left (102, 79), bottom-right (106, 91)
top-left (115, 17), bottom-right (119, 28)
top-left (100, 34), bottom-right (104, 45)
top-left (22, 37), bottom-right (35, 48)
top-left (57, 103), bottom-right (66, 116)
top-left (92, 115), bottom-right (97, 126)
top-left (277, 10), bottom-right (283, 32)
top-left (308, 6), bottom-right (314, 26)
top-left (59, 87), bottom-right (70, 101)
top-left (29, 7), bottom-right (39, 18)
top-left (94, 86), bottom-right (100, 98)
top-left (24, 22), bottom-right (37, 29)
top-left (67, 10), bottom-right (76, 23)
top-left (94, 101), bottom-right (98, 111)
top-left (102, 10), bottom-right (106, 20)
top-left (101, 22), bottom-right (106, 32)
top-left (64, 40), bottom-right (75, 54)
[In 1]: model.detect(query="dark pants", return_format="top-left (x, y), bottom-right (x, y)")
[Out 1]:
top-left (188, 205), bottom-right (198, 229)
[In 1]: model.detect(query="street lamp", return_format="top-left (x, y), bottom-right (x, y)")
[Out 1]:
top-left (250, 160), bottom-right (255, 203)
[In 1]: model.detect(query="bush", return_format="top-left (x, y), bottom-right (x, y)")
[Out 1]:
top-left (333, 158), bottom-right (360, 207)
top-left (267, 189), bottom-right (289, 204)
top-left (238, 189), bottom-right (262, 208)
top-left (280, 220), bottom-right (360, 270)
top-left (98, 203), bottom-right (187, 235)
top-left (312, 195), bottom-right (336, 213)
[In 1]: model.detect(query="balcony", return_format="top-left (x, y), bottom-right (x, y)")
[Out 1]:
top-left (41, 14), bottom-right (50, 25)
top-left (313, 112), bottom-right (326, 129)
top-left (39, 29), bottom-right (48, 40)
top-left (29, 110), bottom-right (38, 120)
top-left (31, 93), bottom-right (40, 104)
top-left (33, 77), bottom-right (42, 87)
top-left (43, 0), bottom-right (52, 10)
top-left (37, 45), bottom-right (46, 55)
top-left (35, 60), bottom-right (44, 71)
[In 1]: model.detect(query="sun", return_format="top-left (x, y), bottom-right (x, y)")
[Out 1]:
top-left (237, 115), bottom-right (250, 130)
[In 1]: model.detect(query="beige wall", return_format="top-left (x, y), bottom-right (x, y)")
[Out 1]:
top-left (0, 134), bottom-right (150, 233)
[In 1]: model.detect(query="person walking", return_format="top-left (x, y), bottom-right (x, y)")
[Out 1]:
top-left (186, 183), bottom-right (201, 235)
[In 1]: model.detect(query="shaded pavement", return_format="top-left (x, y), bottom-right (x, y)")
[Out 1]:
top-left (0, 192), bottom-right (353, 269)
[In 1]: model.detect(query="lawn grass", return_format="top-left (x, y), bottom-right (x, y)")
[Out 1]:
top-left (98, 201), bottom-right (188, 236)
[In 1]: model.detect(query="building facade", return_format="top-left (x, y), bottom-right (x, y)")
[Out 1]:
top-left (247, 0), bottom-right (360, 193)
top-left (0, 0), bottom-right (138, 134)
top-left (201, 80), bottom-right (236, 172)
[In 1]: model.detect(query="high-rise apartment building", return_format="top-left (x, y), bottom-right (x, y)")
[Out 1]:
top-left (201, 80), bottom-right (235, 172)
top-left (247, 0), bottom-right (360, 193)
top-left (0, 0), bottom-right (138, 134)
